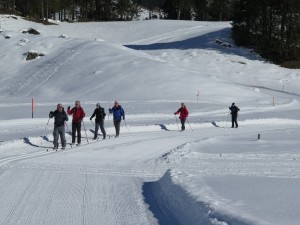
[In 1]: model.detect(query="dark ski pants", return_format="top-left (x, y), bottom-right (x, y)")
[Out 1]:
top-left (53, 125), bottom-right (66, 148)
top-left (94, 120), bottom-right (106, 139)
top-left (113, 119), bottom-right (121, 137)
top-left (231, 115), bottom-right (238, 128)
top-left (180, 119), bottom-right (186, 131)
top-left (72, 122), bottom-right (81, 144)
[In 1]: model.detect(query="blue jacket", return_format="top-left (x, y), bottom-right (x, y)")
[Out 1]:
top-left (109, 105), bottom-right (125, 121)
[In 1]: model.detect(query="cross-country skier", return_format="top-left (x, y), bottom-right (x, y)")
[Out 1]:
top-left (229, 102), bottom-right (240, 128)
top-left (90, 103), bottom-right (106, 139)
top-left (174, 103), bottom-right (189, 131)
top-left (49, 103), bottom-right (69, 149)
top-left (109, 101), bottom-right (125, 137)
top-left (67, 100), bottom-right (86, 145)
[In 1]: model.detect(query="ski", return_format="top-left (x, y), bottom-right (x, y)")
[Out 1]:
top-left (45, 136), bottom-right (106, 152)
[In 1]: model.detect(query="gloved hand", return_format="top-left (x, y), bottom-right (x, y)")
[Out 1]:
top-left (174, 112), bottom-right (176, 115)
top-left (90, 117), bottom-right (92, 120)
top-left (68, 106), bottom-right (70, 110)
top-left (49, 111), bottom-right (53, 118)
top-left (123, 117), bottom-right (125, 120)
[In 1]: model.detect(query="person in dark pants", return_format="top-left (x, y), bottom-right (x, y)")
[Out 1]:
top-left (67, 100), bottom-right (86, 145)
top-left (109, 101), bottom-right (125, 137)
top-left (90, 103), bottom-right (106, 139)
top-left (174, 102), bottom-right (189, 131)
top-left (229, 102), bottom-right (240, 128)
top-left (49, 103), bottom-right (69, 149)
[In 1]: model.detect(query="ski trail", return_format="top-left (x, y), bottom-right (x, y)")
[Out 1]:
top-left (0, 169), bottom-right (158, 225)
top-left (235, 82), bottom-right (300, 98)
top-left (126, 25), bottom-right (207, 45)
top-left (11, 41), bottom-right (85, 96)
top-left (1, 170), bottom-right (44, 225)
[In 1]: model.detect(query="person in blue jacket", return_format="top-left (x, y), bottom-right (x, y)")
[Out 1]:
top-left (109, 101), bottom-right (125, 137)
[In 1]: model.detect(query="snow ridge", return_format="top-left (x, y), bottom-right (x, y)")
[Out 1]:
top-left (143, 170), bottom-right (255, 225)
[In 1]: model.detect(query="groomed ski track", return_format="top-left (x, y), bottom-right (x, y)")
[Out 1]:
top-left (0, 119), bottom-right (300, 225)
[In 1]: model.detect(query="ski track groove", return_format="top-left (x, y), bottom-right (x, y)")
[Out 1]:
top-left (127, 25), bottom-right (211, 45)
top-left (1, 170), bottom-right (43, 225)
top-left (28, 47), bottom-right (83, 96)
top-left (0, 123), bottom-right (299, 224)
top-left (41, 173), bottom-right (62, 225)
top-left (0, 130), bottom-right (181, 169)
top-left (1, 125), bottom-right (300, 179)
top-left (12, 42), bottom-right (84, 96)
top-left (81, 174), bottom-right (88, 225)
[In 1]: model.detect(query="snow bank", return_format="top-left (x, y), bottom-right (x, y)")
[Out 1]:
top-left (143, 170), bottom-right (255, 225)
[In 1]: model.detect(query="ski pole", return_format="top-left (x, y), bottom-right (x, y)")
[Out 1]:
top-left (82, 121), bottom-right (89, 143)
top-left (174, 115), bottom-right (180, 131)
top-left (187, 118), bottom-right (193, 131)
top-left (228, 111), bottom-right (231, 128)
top-left (90, 119), bottom-right (95, 126)
top-left (65, 122), bottom-right (69, 131)
top-left (123, 119), bottom-right (130, 131)
top-left (45, 118), bottom-right (51, 130)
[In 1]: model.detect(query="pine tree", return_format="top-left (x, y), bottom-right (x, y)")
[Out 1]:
top-left (232, 0), bottom-right (300, 63)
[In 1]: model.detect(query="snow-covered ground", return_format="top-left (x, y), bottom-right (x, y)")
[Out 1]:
top-left (0, 15), bottom-right (300, 225)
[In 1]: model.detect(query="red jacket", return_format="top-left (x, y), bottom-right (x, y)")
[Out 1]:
top-left (67, 107), bottom-right (86, 123)
top-left (175, 106), bottom-right (189, 120)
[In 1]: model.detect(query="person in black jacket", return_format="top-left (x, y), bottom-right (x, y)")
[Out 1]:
top-left (90, 103), bottom-right (106, 139)
top-left (49, 103), bottom-right (69, 149)
top-left (229, 103), bottom-right (240, 128)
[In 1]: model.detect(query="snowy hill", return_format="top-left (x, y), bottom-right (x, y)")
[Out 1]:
top-left (0, 15), bottom-right (300, 225)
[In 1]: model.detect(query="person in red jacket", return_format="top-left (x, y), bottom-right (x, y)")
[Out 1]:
top-left (174, 102), bottom-right (189, 131)
top-left (67, 100), bottom-right (86, 145)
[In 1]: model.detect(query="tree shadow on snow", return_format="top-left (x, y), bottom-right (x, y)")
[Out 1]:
top-left (125, 28), bottom-right (261, 61)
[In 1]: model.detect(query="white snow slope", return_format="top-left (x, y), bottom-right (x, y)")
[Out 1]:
top-left (0, 15), bottom-right (300, 225)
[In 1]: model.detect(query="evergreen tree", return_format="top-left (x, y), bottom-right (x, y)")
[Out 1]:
top-left (209, 0), bottom-right (233, 21)
top-left (192, 0), bottom-right (208, 21)
top-left (232, 0), bottom-right (300, 63)
top-left (162, 0), bottom-right (192, 20)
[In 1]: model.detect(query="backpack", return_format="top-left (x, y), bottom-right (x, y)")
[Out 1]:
top-left (100, 108), bottom-right (106, 119)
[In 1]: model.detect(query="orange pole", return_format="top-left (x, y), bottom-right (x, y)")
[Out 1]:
top-left (32, 98), bottom-right (34, 118)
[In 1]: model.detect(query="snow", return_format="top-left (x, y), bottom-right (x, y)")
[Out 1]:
top-left (0, 14), bottom-right (300, 225)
